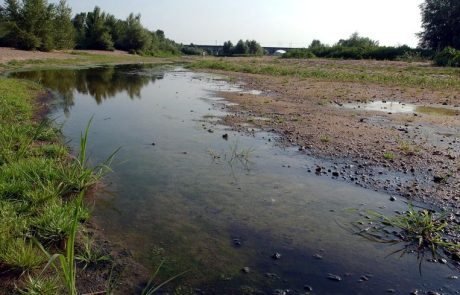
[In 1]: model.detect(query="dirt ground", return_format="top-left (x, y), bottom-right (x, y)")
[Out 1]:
top-left (199, 58), bottom-right (460, 210)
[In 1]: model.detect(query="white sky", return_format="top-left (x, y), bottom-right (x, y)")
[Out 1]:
top-left (51, 0), bottom-right (424, 47)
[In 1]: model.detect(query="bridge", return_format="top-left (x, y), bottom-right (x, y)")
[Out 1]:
top-left (192, 45), bottom-right (302, 55)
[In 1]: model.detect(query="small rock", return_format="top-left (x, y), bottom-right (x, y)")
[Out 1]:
top-left (390, 196), bottom-right (397, 201)
top-left (448, 275), bottom-right (458, 279)
top-left (151, 142), bottom-right (156, 146)
top-left (313, 253), bottom-right (323, 259)
top-left (332, 171), bottom-right (340, 177)
top-left (272, 252), bottom-right (282, 260)
top-left (386, 289), bottom-right (396, 293)
top-left (439, 258), bottom-right (447, 264)
top-left (303, 285), bottom-right (313, 292)
top-left (241, 267), bottom-right (250, 273)
top-left (222, 133), bottom-right (229, 140)
top-left (327, 274), bottom-right (342, 281)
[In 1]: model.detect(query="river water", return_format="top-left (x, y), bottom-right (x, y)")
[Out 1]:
top-left (12, 65), bottom-right (460, 294)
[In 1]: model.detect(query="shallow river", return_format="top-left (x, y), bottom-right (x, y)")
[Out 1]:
top-left (12, 65), bottom-right (460, 294)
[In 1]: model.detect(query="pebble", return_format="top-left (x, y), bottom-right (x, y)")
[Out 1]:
top-left (272, 252), bottom-right (282, 260)
top-left (241, 267), bottom-right (251, 273)
top-left (313, 253), bottom-right (323, 259)
top-left (390, 196), bottom-right (397, 201)
top-left (327, 274), bottom-right (342, 281)
top-left (304, 285), bottom-right (313, 292)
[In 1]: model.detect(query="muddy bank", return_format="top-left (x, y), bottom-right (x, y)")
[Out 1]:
top-left (208, 68), bottom-right (460, 211)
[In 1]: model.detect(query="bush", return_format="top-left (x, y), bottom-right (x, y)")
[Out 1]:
top-left (282, 48), bottom-right (315, 59)
top-left (434, 47), bottom-right (460, 67)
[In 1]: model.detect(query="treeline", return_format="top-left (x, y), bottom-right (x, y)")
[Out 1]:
top-left (222, 39), bottom-right (264, 56)
top-left (0, 0), bottom-right (180, 55)
top-left (283, 33), bottom-right (429, 61)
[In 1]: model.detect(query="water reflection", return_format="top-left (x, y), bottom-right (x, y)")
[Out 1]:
top-left (11, 65), bottom-right (163, 114)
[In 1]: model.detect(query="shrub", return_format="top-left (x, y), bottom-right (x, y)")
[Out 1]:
top-left (434, 47), bottom-right (460, 67)
top-left (282, 48), bottom-right (315, 59)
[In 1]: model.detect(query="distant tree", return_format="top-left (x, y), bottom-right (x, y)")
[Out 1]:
top-left (53, 0), bottom-right (74, 49)
top-left (337, 32), bottom-right (379, 48)
top-left (419, 0), bottom-right (460, 50)
top-left (246, 39), bottom-right (263, 55)
top-left (222, 40), bottom-right (233, 56)
top-left (155, 29), bottom-right (165, 40)
top-left (233, 39), bottom-right (248, 55)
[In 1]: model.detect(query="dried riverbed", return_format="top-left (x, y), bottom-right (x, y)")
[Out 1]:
top-left (204, 60), bottom-right (460, 212)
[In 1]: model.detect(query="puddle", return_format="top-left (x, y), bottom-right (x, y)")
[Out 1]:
top-left (11, 65), bottom-right (460, 294)
top-left (341, 100), bottom-right (460, 116)
top-left (341, 101), bottom-right (416, 113)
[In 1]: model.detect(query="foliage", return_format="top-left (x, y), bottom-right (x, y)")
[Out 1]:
top-left (221, 39), bottom-right (264, 56)
top-left (0, 1), bottom-right (180, 55)
top-left (434, 47), bottom-right (460, 67)
top-left (419, 0), bottom-right (460, 50)
top-left (181, 44), bottom-right (205, 55)
top-left (0, 77), bottom-right (116, 292)
top-left (282, 48), bottom-right (315, 59)
top-left (0, 0), bottom-right (74, 51)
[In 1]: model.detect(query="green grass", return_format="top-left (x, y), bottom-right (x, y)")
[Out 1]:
top-left (186, 59), bottom-right (460, 91)
top-left (383, 151), bottom-right (395, 160)
top-left (353, 205), bottom-right (460, 269)
top-left (1, 51), bottom-right (178, 73)
top-left (0, 77), bottom-right (112, 293)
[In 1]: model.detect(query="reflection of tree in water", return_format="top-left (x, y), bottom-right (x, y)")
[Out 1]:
top-left (12, 65), bottom-right (163, 114)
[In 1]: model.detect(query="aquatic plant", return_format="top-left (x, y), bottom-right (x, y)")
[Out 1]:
top-left (352, 205), bottom-right (460, 272)
top-left (141, 260), bottom-right (189, 295)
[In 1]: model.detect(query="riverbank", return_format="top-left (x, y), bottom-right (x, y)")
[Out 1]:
top-left (187, 57), bottom-right (460, 210)
top-left (0, 50), bottom-right (164, 294)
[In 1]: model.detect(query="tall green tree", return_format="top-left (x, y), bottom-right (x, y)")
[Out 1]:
top-left (419, 0), bottom-right (460, 50)
top-left (233, 39), bottom-right (248, 55)
top-left (246, 40), bottom-right (263, 55)
top-left (222, 40), bottom-right (233, 56)
top-left (83, 6), bottom-right (114, 50)
top-left (337, 32), bottom-right (378, 48)
top-left (119, 13), bottom-right (152, 52)
top-left (53, 0), bottom-right (75, 49)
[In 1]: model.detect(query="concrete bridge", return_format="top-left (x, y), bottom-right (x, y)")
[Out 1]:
top-left (193, 45), bottom-right (302, 56)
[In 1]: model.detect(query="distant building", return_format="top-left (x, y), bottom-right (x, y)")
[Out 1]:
top-left (273, 50), bottom-right (286, 56)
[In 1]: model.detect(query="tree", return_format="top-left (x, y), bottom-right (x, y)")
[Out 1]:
top-left (246, 40), bottom-right (263, 55)
top-left (337, 32), bottom-right (378, 48)
top-left (83, 6), bottom-right (114, 50)
top-left (419, 0), bottom-right (460, 50)
top-left (233, 39), bottom-right (248, 55)
top-left (120, 13), bottom-right (152, 52)
top-left (222, 40), bottom-right (233, 56)
top-left (53, 0), bottom-right (74, 49)
top-left (72, 12), bottom-right (86, 48)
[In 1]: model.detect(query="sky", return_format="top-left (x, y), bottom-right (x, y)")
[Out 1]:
top-left (51, 0), bottom-right (425, 48)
